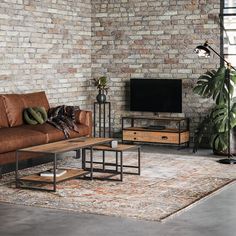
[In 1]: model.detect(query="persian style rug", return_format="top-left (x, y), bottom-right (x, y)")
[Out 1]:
top-left (0, 151), bottom-right (236, 222)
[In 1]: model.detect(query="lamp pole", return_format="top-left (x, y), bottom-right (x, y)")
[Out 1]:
top-left (227, 64), bottom-right (231, 160)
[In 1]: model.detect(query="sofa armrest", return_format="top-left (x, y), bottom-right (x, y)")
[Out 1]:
top-left (75, 110), bottom-right (92, 137)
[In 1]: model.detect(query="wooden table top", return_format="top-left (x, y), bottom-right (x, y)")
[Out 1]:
top-left (90, 143), bottom-right (140, 152)
top-left (18, 137), bottom-right (113, 154)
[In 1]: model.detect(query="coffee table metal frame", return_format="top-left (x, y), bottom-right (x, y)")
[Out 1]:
top-left (83, 144), bottom-right (141, 181)
top-left (15, 137), bottom-right (113, 192)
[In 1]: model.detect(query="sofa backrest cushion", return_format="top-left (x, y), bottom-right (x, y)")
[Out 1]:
top-left (21, 91), bottom-right (50, 111)
top-left (0, 96), bottom-right (9, 128)
top-left (3, 94), bottom-right (25, 127)
top-left (2, 91), bottom-right (50, 127)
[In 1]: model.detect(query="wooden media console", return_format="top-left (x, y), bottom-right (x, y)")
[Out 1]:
top-left (122, 116), bottom-right (190, 148)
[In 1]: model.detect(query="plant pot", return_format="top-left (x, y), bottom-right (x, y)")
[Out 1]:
top-left (96, 90), bottom-right (106, 103)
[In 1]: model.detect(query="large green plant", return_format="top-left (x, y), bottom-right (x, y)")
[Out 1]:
top-left (193, 66), bottom-right (236, 152)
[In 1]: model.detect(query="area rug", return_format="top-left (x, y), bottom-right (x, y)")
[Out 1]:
top-left (0, 151), bottom-right (236, 222)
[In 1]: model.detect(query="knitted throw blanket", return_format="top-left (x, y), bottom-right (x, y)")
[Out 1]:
top-left (47, 105), bottom-right (80, 139)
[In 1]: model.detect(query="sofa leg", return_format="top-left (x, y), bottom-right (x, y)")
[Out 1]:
top-left (27, 159), bottom-right (33, 167)
top-left (0, 166), bottom-right (2, 179)
top-left (75, 150), bottom-right (81, 159)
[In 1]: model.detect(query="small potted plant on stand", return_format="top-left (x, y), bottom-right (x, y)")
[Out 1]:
top-left (93, 76), bottom-right (109, 103)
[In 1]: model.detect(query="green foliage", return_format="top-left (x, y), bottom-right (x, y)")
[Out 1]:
top-left (210, 132), bottom-right (228, 152)
top-left (193, 114), bottom-right (214, 153)
top-left (211, 103), bottom-right (236, 133)
top-left (193, 67), bottom-right (235, 105)
top-left (93, 76), bottom-right (109, 93)
top-left (193, 69), bottom-right (218, 98)
top-left (193, 66), bottom-right (236, 152)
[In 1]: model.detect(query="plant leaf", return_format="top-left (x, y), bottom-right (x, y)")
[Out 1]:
top-left (193, 66), bottom-right (236, 105)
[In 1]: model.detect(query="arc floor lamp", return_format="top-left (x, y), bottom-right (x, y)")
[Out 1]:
top-left (194, 41), bottom-right (236, 164)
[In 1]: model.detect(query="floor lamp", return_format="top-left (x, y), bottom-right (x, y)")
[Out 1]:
top-left (194, 41), bottom-right (236, 164)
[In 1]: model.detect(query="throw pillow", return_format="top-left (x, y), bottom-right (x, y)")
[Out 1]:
top-left (24, 107), bottom-right (48, 125)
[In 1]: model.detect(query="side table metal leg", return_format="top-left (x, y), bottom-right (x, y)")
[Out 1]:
top-left (53, 154), bottom-right (57, 192)
top-left (75, 149), bottom-right (81, 159)
top-left (103, 103), bottom-right (106, 137)
top-left (82, 149), bottom-right (85, 169)
top-left (108, 102), bottom-right (111, 137)
top-left (94, 103), bottom-right (96, 137)
top-left (116, 151), bottom-right (118, 172)
top-left (15, 151), bottom-right (19, 188)
top-left (102, 150), bottom-right (105, 171)
top-left (120, 152), bottom-right (123, 181)
top-left (138, 147), bottom-right (141, 175)
top-left (90, 147), bottom-right (93, 180)
top-left (99, 104), bottom-right (101, 137)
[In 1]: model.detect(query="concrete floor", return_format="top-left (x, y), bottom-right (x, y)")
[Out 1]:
top-left (0, 145), bottom-right (235, 236)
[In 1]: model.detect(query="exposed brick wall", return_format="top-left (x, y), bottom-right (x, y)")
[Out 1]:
top-left (91, 0), bottom-right (221, 137)
top-left (0, 1), bottom-right (222, 140)
top-left (0, 0), bottom-right (91, 109)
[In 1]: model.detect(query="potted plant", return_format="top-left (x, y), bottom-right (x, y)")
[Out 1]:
top-left (193, 66), bottom-right (236, 154)
top-left (93, 76), bottom-right (109, 103)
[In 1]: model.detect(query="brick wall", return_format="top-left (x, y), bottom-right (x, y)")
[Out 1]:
top-left (0, 0), bottom-right (91, 109)
top-left (91, 0), bottom-right (221, 137)
top-left (0, 1), bottom-right (222, 139)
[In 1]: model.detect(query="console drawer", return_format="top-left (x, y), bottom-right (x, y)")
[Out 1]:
top-left (123, 130), bottom-right (189, 144)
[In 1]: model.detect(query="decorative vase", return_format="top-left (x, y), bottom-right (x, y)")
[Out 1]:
top-left (96, 89), bottom-right (106, 103)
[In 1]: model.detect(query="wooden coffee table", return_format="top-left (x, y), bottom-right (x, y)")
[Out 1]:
top-left (83, 143), bottom-right (141, 181)
top-left (15, 137), bottom-right (113, 192)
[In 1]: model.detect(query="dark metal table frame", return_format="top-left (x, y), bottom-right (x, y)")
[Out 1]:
top-left (15, 148), bottom-right (94, 192)
top-left (83, 145), bottom-right (141, 181)
top-left (15, 138), bottom-right (113, 192)
top-left (94, 102), bottom-right (111, 138)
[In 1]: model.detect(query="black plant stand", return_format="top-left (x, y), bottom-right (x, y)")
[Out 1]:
top-left (93, 102), bottom-right (111, 138)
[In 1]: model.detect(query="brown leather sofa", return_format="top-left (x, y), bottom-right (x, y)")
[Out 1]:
top-left (0, 91), bottom-right (92, 172)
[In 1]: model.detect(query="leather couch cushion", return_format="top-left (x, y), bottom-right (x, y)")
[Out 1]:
top-left (0, 126), bottom-right (47, 153)
top-left (76, 110), bottom-right (87, 124)
top-left (2, 91), bottom-right (50, 127)
top-left (21, 91), bottom-right (50, 111)
top-left (0, 96), bottom-right (9, 128)
top-left (0, 151), bottom-right (44, 165)
top-left (24, 123), bottom-right (90, 143)
top-left (2, 94), bottom-right (25, 127)
top-left (75, 110), bottom-right (92, 137)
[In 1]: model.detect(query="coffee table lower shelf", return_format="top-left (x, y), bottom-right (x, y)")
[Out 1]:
top-left (17, 169), bottom-right (90, 191)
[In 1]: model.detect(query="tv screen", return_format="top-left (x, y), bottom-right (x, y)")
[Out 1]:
top-left (130, 79), bottom-right (182, 113)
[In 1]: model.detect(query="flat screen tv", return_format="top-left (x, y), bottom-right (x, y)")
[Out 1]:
top-left (130, 79), bottom-right (182, 113)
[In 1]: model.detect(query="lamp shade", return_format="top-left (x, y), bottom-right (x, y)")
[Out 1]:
top-left (194, 45), bottom-right (211, 58)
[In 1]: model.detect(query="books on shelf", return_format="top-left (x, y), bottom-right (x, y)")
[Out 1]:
top-left (40, 169), bottom-right (67, 177)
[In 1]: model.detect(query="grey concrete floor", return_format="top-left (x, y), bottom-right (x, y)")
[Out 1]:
top-left (0, 145), bottom-right (235, 236)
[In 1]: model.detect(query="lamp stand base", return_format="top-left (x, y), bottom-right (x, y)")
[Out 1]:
top-left (217, 158), bottom-right (236, 164)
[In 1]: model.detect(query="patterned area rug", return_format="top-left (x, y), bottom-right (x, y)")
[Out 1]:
top-left (0, 151), bottom-right (236, 222)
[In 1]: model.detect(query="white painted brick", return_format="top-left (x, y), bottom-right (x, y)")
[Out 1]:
top-left (0, 0), bottom-right (221, 138)
top-left (0, 0), bottom-right (92, 110)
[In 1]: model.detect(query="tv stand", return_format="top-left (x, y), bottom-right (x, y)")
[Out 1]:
top-left (122, 116), bottom-right (190, 148)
